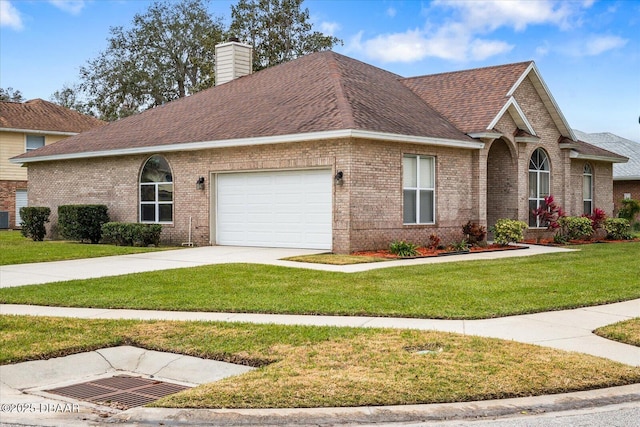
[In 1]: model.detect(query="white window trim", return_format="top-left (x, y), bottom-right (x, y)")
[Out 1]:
top-left (529, 149), bottom-right (550, 228)
top-left (140, 182), bottom-right (173, 224)
top-left (25, 135), bottom-right (45, 152)
top-left (583, 164), bottom-right (593, 215)
top-left (403, 154), bottom-right (436, 225)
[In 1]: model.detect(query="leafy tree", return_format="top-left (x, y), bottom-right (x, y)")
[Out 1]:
top-left (50, 84), bottom-right (94, 116)
top-left (79, 0), bottom-right (224, 120)
top-left (0, 87), bottom-right (25, 102)
top-left (229, 0), bottom-right (342, 71)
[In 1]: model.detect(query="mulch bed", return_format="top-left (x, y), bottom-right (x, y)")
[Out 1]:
top-left (352, 244), bottom-right (527, 259)
top-left (523, 238), bottom-right (639, 246)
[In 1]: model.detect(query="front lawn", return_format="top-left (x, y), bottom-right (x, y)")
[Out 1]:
top-left (2, 315), bottom-right (638, 409)
top-left (0, 230), bottom-right (173, 265)
top-left (1, 242), bottom-right (638, 319)
top-left (594, 318), bottom-right (640, 347)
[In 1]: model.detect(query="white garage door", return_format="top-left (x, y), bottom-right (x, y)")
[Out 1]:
top-left (216, 169), bottom-right (332, 249)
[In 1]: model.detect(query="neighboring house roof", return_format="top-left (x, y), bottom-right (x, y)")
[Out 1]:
top-left (12, 52), bottom-right (477, 163)
top-left (402, 61), bottom-right (575, 140)
top-left (573, 130), bottom-right (640, 180)
top-left (0, 99), bottom-right (105, 135)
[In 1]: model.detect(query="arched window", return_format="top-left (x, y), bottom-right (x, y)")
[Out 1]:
top-left (583, 163), bottom-right (593, 215)
top-left (528, 148), bottom-right (550, 227)
top-left (140, 155), bottom-right (173, 223)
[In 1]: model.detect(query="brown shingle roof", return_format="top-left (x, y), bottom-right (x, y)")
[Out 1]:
top-left (402, 61), bottom-right (533, 134)
top-left (14, 51), bottom-right (472, 160)
top-left (0, 99), bottom-right (105, 133)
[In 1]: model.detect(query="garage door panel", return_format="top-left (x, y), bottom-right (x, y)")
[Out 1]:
top-left (216, 170), bottom-right (332, 249)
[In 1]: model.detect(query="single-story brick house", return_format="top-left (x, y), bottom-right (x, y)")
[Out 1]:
top-left (574, 130), bottom-right (640, 219)
top-left (11, 42), bottom-right (627, 252)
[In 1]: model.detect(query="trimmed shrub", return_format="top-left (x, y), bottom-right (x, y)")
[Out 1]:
top-left (491, 219), bottom-right (528, 246)
top-left (58, 205), bottom-right (110, 244)
top-left (19, 207), bottom-right (51, 241)
top-left (389, 240), bottom-right (419, 257)
top-left (101, 222), bottom-right (162, 247)
top-left (557, 216), bottom-right (593, 241)
top-left (603, 218), bottom-right (632, 240)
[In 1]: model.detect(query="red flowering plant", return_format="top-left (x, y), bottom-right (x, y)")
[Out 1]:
top-left (532, 195), bottom-right (566, 231)
top-left (584, 208), bottom-right (606, 231)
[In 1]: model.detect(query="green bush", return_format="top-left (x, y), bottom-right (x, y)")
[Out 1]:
top-left (101, 222), bottom-right (162, 247)
top-left (618, 199), bottom-right (640, 222)
top-left (58, 205), bottom-right (110, 244)
top-left (603, 218), bottom-right (632, 240)
top-left (19, 207), bottom-right (51, 241)
top-left (389, 240), bottom-right (419, 257)
top-left (491, 219), bottom-right (528, 246)
top-left (557, 216), bottom-right (593, 241)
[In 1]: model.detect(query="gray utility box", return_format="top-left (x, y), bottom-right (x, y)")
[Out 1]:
top-left (0, 211), bottom-right (9, 229)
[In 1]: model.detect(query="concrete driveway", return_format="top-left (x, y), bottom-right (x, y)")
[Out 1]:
top-left (0, 246), bottom-right (325, 288)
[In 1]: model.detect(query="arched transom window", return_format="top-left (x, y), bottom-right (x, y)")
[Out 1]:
top-left (583, 163), bottom-right (593, 215)
top-left (528, 148), bottom-right (550, 227)
top-left (140, 155), bottom-right (173, 223)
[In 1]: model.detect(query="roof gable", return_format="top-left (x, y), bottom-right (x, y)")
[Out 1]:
top-left (402, 61), bottom-right (576, 140)
top-left (0, 99), bottom-right (105, 134)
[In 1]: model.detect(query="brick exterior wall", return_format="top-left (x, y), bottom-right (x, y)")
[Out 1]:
top-left (0, 180), bottom-right (27, 229)
top-left (25, 75), bottom-right (619, 252)
top-left (613, 180), bottom-right (640, 219)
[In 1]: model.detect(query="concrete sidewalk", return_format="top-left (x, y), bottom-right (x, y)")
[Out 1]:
top-left (1, 300), bottom-right (639, 426)
top-left (0, 243), bottom-right (575, 287)
top-left (3, 299), bottom-right (639, 366)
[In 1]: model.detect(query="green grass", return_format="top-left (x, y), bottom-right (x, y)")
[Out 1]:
top-left (0, 230), bottom-right (173, 265)
top-left (1, 242), bottom-right (638, 319)
top-left (2, 315), bottom-right (639, 409)
top-left (594, 318), bottom-right (640, 347)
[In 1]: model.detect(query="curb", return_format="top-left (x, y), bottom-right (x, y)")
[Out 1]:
top-left (112, 384), bottom-right (640, 426)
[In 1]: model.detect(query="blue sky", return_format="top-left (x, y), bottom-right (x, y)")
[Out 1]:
top-left (1, 0), bottom-right (639, 141)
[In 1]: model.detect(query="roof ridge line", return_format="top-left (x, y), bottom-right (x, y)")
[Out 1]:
top-left (325, 53), bottom-right (356, 129)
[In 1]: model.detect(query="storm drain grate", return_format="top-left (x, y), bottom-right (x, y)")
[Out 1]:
top-left (46, 375), bottom-right (191, 409)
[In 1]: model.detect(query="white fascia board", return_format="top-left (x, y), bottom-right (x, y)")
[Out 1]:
top-left (0, 127), bottom-right (78, 136)
top-left (508, 63), bottom-right (576, 141)
top-left (11, 129), bottom-right (483, 164)
top-left (487, 97), bottom-right (535, 135)
top-left (569, 150), bottom-right (629, 163)
top-left (515, 136), bottom-right (540, 144)
top-left (614, 176), bottom-right (640, 181)
top-left (467, 131), bottom-right (503, 140)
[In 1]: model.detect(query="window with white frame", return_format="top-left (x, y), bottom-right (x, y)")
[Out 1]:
top-left (528, 148), bottom-right (550, 227)
top-left (403, 155), bottom-right (435, 224)
top-left (140, 155), bottom-right (173, 223)
top-left (26, 135), bottom-right (45, 152)
top-left (583, 163), bottom-right (593, 215)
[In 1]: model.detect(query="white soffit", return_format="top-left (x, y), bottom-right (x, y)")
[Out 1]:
top-left (11, 129), bottom-right (484, 164)
top-left (487, 97), bottom-right (536, 136)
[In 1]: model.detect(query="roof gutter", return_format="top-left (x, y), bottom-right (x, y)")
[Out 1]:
top-left (0, 127), bottom-right (78, 136)
top-left (568, 150), bottom-right (628, 163)
top-left (11, 129), bottom-right (483, 164)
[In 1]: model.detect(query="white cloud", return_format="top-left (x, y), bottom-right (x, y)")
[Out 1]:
top-left (347, 0), bottom-right (594, 63)
top-left (320, 21), bottom-right (340, 36)
top-left (584, 35), bottom-right (628, 55)
top-left (0, 0), bottom-right (23, 30)
top-left (48, 0), bottom-right (86, 15)
top-left (386, 7), bottom-right (396, 18)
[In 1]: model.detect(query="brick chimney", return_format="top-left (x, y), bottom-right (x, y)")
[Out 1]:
top-left (214, 38), bottom-right (253, 86)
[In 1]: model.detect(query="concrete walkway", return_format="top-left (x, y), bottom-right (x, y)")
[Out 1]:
top-left (0, 243), bottom-right (575, 287)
